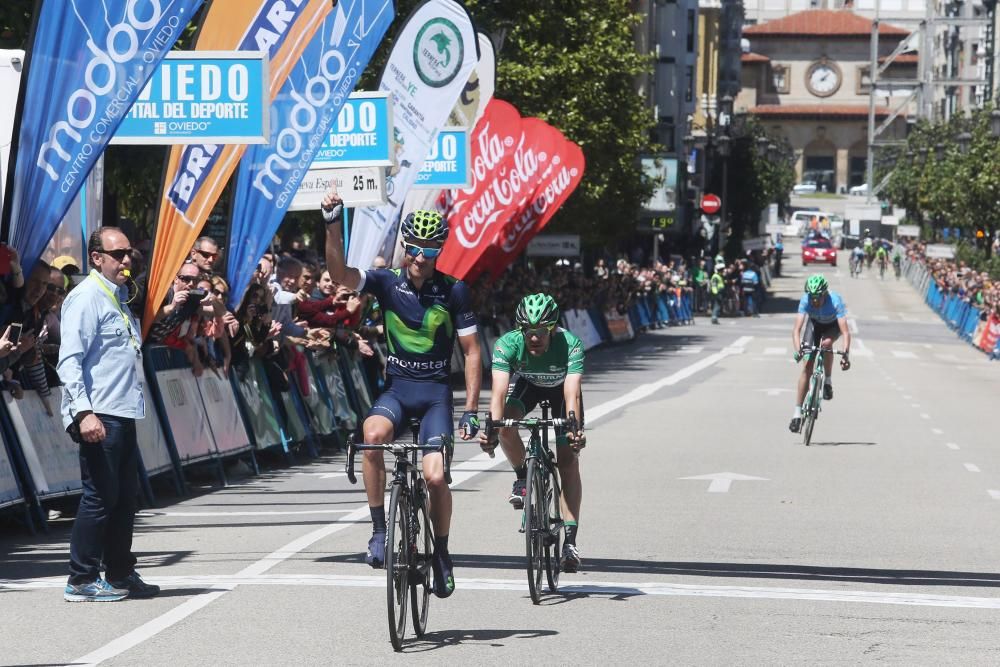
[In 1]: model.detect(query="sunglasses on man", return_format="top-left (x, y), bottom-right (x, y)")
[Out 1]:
top-left (176, 274), bottom-right (198, 284)
top-left (401, 242), bottom-right (443, 259)
top-left (99, 247), bottom-right (133, 262)
top-left (521, 324), bottom-right (555, 338)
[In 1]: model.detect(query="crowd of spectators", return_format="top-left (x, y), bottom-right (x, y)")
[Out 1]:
top-left (904, 241), bottom-right (1000, 319)
top-left (0, 225), bottom-right (777, 417)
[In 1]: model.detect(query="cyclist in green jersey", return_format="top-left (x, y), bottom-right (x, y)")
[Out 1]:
top-left (480, 293), bottom-right (586, 572)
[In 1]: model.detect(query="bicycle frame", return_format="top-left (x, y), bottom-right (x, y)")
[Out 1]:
top-left (345, 422), bottom-right (452, 650)
top-left (484, 402), bottom-right (577, 603)
top-left (797, 345), bottom-right (847, 446)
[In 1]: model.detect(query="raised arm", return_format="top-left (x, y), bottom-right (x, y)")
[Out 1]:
top-left (321, 186), bottom-right (364, 290)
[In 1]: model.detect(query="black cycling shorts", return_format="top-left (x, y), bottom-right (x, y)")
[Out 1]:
top-left (803, 318), bottom-right (841, 348)
top-left (369, 376), bottom-right (453, 447)
top-left (505, 377), bottom-right (584, 446)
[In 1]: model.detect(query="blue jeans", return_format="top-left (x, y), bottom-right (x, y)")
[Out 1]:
top-left (68, 416), bottom-right (139, 585)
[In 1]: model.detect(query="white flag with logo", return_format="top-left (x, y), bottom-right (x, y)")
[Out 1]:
top-left (346, 0), bottom-right (479, 270)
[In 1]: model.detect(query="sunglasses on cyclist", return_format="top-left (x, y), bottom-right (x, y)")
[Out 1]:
top-left (99, 247), bottom-right (133, 262)
top-left (401, 242), bottom-right (443, 259)
top-left (521, 324), bottom-right (555, 338)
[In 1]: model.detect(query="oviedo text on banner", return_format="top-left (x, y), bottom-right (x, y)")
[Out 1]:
top-left (2, 0), bottom-right (206, 274)
top-left (346, 0), bottom-right (480, 271)
top-left (227, 0), bottom-right (394, 310)
top-left (144, 0), bottom-right (332, 334)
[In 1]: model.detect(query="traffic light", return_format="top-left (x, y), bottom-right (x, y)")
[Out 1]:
top-left (880, 200), bottom-right (890, 213)
top-left (975, 228), bottom-right (986, 249)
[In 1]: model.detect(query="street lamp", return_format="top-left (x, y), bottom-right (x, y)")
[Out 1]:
top-left (934, 143), bottom-right (945, 160)
top-left (956, 131), bottom-right (972, 154)
top-left (717, 134), bottom-right (731, 157)
top-left (918, 146), bottom-right (929, 165)
top-left (767, 143), bottom-right (777, 161)
top-left (719, 94), bottom-right (734, 125)
top-left (991, 109), bottom-right (1000, 138)
top-left (757, 136), bottom-right (769, 158)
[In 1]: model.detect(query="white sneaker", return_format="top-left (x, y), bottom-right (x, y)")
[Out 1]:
top-left (560, 544), bottom-right (581, 573)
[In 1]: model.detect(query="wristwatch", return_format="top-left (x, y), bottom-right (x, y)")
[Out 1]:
top-left (322, 203), bottom-right (344, 225)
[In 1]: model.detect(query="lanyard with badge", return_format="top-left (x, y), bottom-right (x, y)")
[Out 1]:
top-left (89, 271), bottom-right (145, 415)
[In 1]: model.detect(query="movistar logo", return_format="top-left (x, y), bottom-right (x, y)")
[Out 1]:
top-left (385, 305), bottom-right (452, 354)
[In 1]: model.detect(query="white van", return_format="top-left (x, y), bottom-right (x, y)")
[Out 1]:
top-left (791, 210), bottom-right (843, 243)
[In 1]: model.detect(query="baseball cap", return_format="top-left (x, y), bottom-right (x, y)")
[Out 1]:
top-left (52, 255), bottom-right (81, 273)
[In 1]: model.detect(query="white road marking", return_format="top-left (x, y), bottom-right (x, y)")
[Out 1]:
top-left (764, 347), bottom-right (786, 355)
top-left (852, 338), bottom-right (873, 357)
top-left (759, 388), bottom-right (793, 397)
top-left (931, 428), bottom-right (944, 435)
top-left (9, 575), bottom-right (1000, 612)
top-left (964, 463), bottom-right (981, 473)
top-left (903, 395), bottom-right (913, 400)
top-left (679, 472), bottom-right (769, 493)
top-left (989, 490), bottom-right (1000, 501)
top-left (935, 353), bottom-right (960, 362)
top-left (920, 413), bottom-right (931, 420)
top-left (135, 509), bottom-right (354, 518)
top-left (946, 443), bottom-right (961, 451)
top-left (892, 350), bottom-right (918, 359)
top-left (296, 472), bottom-right (347, 480)
top-left (911, 403), bottom-right (920, 408)
top-left (677, 345), bottom-right (704, 355)
top-left (71, 336), bottom-right (755, 665)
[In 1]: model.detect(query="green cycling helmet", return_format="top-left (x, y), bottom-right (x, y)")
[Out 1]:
top-left (805, 274), bottom-right (829, 297)
top-left (401, 209), bottom-right (448, 243)
top-left (515, 293), bottom-right (560, 328)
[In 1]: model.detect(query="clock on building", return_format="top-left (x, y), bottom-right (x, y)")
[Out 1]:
top-left (805, 59), bottom-right (842, 97)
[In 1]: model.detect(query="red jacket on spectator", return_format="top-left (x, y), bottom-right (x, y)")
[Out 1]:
top-left (297, 295), bottom-right (361, 329)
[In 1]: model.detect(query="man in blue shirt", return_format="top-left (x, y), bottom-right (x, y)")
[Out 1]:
top-left (58, 227), bottom-right (158, 602)
top-left (789, 274), bottom-right (851, 433)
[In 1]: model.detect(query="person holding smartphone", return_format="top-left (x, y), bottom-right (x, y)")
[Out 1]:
top-left (57, 227), bottom-right (157, 603)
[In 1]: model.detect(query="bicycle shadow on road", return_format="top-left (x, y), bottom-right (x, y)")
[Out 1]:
top-left (401, 628), bottom-right (558, 652)
top-left (807, 441), bottom-right (877, 446)
top-left (559, 559), bottom-right (1000, 588)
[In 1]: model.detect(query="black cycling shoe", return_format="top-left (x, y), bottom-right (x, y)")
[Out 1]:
top-left (789, 417), bottom-right (801, 433)
top-left (431, 550), bottom-right (455, 599)
top-left (823, 384), bottom-right (833, 401)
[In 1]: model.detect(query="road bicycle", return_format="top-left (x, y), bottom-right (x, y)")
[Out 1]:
top-left (893, 258), bottom-right (902, 280)
top-left (796, 345), bottom-right (848, 446)
top-left (849, 254), bottom-right (863, 278)
top-left (346, 420), bottom-right (451, 651)
top-left (878, 257), bottom-right (887, 280)
top-left (484, 402), bottom-right (576, 604)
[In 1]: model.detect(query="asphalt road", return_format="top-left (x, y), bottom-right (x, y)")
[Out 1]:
top-left (3, 239), bottom-right (1000, 665)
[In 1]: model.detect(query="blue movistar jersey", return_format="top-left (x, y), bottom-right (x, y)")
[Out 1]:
top-left (798, 291), bottom-right (847, 324)
top-left (359, 268), bottom-right (477, 383)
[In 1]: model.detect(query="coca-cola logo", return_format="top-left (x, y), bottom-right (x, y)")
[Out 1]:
top-left (500, 158), bottom-right (578, 252)
top-left (454, 135), bottom-right (548, 249)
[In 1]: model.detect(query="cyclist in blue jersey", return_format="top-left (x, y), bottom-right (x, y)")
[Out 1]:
top-left (322, 188), bottom-right (481, 599)
top-left (789, 274), bottom-right (851, 433)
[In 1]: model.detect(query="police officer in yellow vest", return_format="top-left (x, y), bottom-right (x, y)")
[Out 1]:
top-left (710, 261), bottom-right (726, 324)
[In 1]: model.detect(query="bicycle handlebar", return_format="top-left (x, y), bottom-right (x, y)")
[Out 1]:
top-left (345, 440), bottom-right (450, 484)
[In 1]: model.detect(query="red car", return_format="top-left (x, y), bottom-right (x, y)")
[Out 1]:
top-left (802, 236), bottom-right (837, 266)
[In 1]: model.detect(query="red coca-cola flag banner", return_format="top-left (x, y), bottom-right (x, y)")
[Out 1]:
top-left (437, 106), bottom-right (557, 280)
top-left (436, 99), bottom-right (523, 276)
top-left (979, 313), bottom-right (1000, 354)
top-left (474, 140), bottom-right (586, 281)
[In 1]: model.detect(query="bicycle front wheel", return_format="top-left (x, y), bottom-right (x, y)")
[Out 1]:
top-left (524, 459), bottom-right (545, 604)
top-left (410, 480), bottom-right (431, 638)
top-left (544, 465), bottom-right (562, 593)
top-left (386, 484), bottom-right (409, 651)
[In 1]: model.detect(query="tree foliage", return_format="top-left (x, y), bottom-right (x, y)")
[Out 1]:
top-left (883, 106), bottom-right (1000, 236)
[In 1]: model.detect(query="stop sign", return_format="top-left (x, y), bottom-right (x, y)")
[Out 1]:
top-left (701, 194), bottom-right (721, 215)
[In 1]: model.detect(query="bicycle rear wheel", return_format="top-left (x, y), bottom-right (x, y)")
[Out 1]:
top-left (802, 377), bottom-right (818, 446)
top-left (524, 459), bottom-right (545, 604)
top-left (386, 485), bottom-right (409, 651)
top-left (410, 481), bottom-right (431, 638)
top-left (544, 466), bottom-right (562, 592)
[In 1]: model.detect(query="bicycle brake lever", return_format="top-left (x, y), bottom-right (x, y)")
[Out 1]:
top-left (345, 441), bottom-right (357, 484)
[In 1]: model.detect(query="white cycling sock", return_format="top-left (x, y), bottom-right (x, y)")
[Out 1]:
top-left (792, 406), bottom-right (802, 419)
top-left (824, 378), bottom-right (832, 387)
